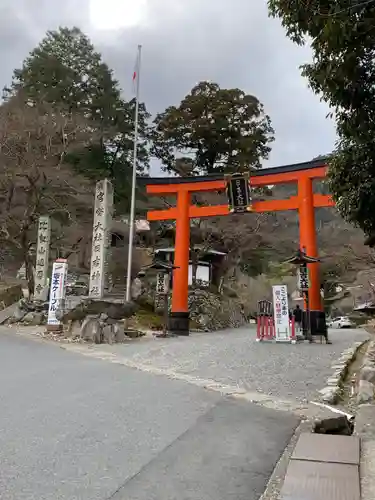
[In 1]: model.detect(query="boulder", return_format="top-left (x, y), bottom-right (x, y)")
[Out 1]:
top-left (60, 299), bottom-right (138, 324)
top-left (80, 316), bottom-right (102, 343)
top-left (327, 376), bottom-right (341, 386)
top-left (114, 323), bottom-right (126, 343)
top-left (314, 416), bottom-right (353, 435)
top-left (0, 284), bottom-right (23, 310)
top-left (318, 386), bottom-right (339, 404)
top-left (357, 380), bottom-right (375, 404)
top-left (102, 324), bottom-right (116, 344)
top-left (9, 304), bottom-right (28, 323)
top-left (360, 366), bottom-right (375, 385)
top-left (22, 311), bottom-right (46, 326)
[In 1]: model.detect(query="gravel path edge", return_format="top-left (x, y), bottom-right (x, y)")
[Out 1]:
top-left (318, 339), bottom-right (368, 405)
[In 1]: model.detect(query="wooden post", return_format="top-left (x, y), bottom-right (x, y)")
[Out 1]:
top-left (169, 190), bottom-right (190, 335)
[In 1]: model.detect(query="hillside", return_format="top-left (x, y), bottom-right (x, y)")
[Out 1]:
top-left (271, 182), bottom-right (373, 283)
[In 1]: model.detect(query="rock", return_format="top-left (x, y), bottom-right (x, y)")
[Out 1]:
top-left (357, 380), bottom-right (375, 404)
top-left (131, 278), bottom-right (143, 300)
top-left (59, 302), bottom-right (87, 323)
top-left (22, 311), bottom-right (45, 326)
top-left (80, 316), bottom-right (102, 343)
top-left (114, 323), bottom-right (126, 343)
top-left (333, 369), bottom-right (344, 379)
top-left (105, 317), bottom-right (119, 325)
top-left (360, 366), bottom-right (375, 385)
top-left (314, 416), bottom-right (353, 435)
top-left (9, 305), bottom-right (27, 323)
top-left (354, 404), bottom-right (375, 439)
top-left (126, 329), bottom-right (145, 338)
top-left (102, 324), bottom-right (115, 344)
top-left (319, 386), bottom-right (339, 404)
top-left (61, 299), bottom-right (138, 324)
top-left (20, 298), bottom-right (36, 312)
top-left (85, 300), bottom-right (138, 320)
top-left (0, 284), bottom-right (22, 309)
top-left (331, 364), bottom-right (347, 372)
top-left (32, 300), bottom-right (49, 312)
top-left (65, 320), bottom-right (81, 338)
top-left (327, 376), bottom-right (341, 386)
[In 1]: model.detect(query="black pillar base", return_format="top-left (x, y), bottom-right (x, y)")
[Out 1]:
top-left (302, 310), bottom-right (327, 338)
top-left (168, 312), bottom-right (190, 336)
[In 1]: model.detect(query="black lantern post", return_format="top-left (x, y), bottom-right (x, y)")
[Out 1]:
top-left (284, 248), bottom-right (321, 342)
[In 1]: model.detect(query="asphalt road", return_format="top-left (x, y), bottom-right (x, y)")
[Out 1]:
top-left (92, 326), bottom-right (369, 402)
top-left (0, 330), bottom-right (299, 500)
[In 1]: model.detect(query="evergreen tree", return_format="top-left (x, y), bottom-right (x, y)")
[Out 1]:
top-left (268, 0), bottom-right (375, 238)
top-left (152, 81), bottom-right (274, 175)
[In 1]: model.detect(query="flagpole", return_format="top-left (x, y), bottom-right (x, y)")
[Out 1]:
top-left (125, 44), bottom-right (142, 302)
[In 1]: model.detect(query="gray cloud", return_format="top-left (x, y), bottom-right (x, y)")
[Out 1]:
top-left (0, 0), bottom-right (336, 171)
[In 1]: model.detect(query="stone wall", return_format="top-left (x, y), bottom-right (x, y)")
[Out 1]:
top-left (357, 340), bottom-right (375, 404)
top-left (0, 284), bottom-right (23, 310)
top-left (188, 289), bottom-right (246, 331)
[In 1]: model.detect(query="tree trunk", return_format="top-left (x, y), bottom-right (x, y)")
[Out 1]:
top-left (78, 235), bottom-right (89, 269)
top-left (23, 249), bottom-right (34, 299)
top-left (20, 230), bottom-right (34, 299)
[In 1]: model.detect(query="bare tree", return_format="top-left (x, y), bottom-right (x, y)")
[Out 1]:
top-left (0, 93), bottom-right (96, 295)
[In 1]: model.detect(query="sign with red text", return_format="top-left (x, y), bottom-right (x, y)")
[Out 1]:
top-left (272, 284), bottom-right (291, 342)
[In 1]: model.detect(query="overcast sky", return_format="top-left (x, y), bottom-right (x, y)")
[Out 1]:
top-left (0, 0), bottom-right (336, 173)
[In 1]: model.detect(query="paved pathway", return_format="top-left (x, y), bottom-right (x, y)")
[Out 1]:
top-left (0, 329), bottom-right (299, 500)
top-left (80, 326), bottom-right (369, 403)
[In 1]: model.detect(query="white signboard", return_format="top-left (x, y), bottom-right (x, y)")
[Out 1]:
top-left (47, 259), bottom-right (68, 326)
top-left (272, 284), bottom-right (291, 342)
top-left (188, 264), bottom-right (210, 286)
top-left (34, 216), bottom-right (51, 300)
top-left (89, 179), bottom-right (113, 298)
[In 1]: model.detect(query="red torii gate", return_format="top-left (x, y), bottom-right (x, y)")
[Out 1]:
top-left (145, 159), bottom-right (334, 336)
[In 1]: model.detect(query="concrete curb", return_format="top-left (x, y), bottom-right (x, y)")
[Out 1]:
top-left (317, 340), bottom-right (368, 405)
top-left (259, 419), bottom-right (312, 500)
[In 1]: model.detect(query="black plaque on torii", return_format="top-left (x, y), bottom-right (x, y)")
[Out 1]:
top-left (225, 173), bottom-right (252, 214)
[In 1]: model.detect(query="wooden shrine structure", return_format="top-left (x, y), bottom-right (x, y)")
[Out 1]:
top-left (144, 159), bottom-right (334, 336)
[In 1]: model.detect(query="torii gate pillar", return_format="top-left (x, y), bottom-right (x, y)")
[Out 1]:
top-left (169, 190), bottom-right (191, 335)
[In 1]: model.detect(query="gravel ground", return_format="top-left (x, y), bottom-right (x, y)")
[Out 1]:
top-left (89, 326), bottom-right (370, 403)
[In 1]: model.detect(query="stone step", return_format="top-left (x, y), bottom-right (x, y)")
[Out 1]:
top-left (280, 433), bottom-right (360, 500)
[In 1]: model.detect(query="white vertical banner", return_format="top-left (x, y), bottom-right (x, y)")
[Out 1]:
top-left (272, 284), bottom-right (291, 342)
top-left (34, 216), bottom-right (51, 300)
top-left (47, 259), bottom-right (68, 327)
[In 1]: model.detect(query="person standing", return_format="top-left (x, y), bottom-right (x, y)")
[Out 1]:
top-left (293, 304), bottom-right (303, 335)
